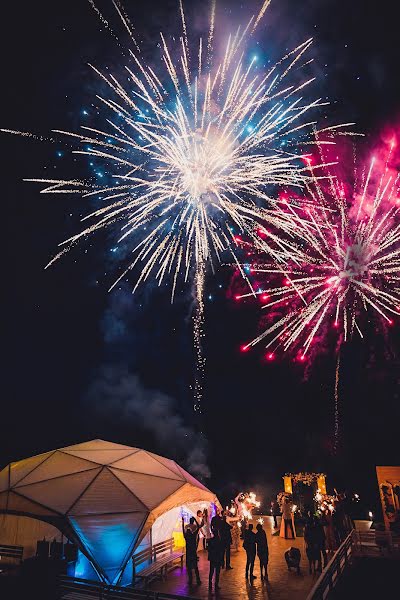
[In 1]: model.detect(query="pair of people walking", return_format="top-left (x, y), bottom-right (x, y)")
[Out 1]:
top-left (243, 523), bottom-right (269, 581)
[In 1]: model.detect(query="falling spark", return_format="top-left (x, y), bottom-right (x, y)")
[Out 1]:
top-left (3, 0), bottom-right (350, 412)
top-left (237, 491), bottom-right (261, 520)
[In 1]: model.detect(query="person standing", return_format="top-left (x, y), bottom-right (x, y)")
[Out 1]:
top-left (282, 499), bottom-right (295, 539)
top-left (255, 523), bottom-right (269, 580)
top-left (182, 517), bottom-right (201, 586)
top-left (322, 508), bottom-right (336, 553)
top-left (207, 534), bottom-right (223, 592)
top-left (243, 523), bottom-right (257, 581)
top-left (314, 516), bottom-right (327, 568)
top-left (220, 515), bottom-right (233, 569)
top-left (230, 519), bottom-right (240, 552)
top-left (271, 500), bottom-right (281, 529)
top-left (304, 517), bottom-right (322, 574)
top-left (211, 509), bottom-right (223, 536)
top-left (195, 509), bottom-right (205, 551)
top-left (201, 508), bottom-right (212, 550)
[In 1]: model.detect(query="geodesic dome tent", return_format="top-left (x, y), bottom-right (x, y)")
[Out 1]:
top-left (0, 439), bottom-right (218, 584)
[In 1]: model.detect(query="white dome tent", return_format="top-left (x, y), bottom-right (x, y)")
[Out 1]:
top-left (0, 439), bottom-right (219, 585)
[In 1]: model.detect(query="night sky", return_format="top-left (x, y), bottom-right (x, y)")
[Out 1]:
top-left (2, 0), bottom-right (400, 514)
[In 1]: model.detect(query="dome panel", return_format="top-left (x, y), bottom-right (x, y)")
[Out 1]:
top-left (14, 451), bottom-right (99, 487)
top-left (110, 451), bottom-right (184, 480)
top-left (146, 452), bottom-right (185, 478)
top-left (63, 449), bottom-right (136, 465)
top-left (9, 452), bottom-right (53, 487)
top-left (15, 469), bottom-right (100, 514)
top-left (111, 468), bottom-right (184, 510)
top-left (5, 490), bottom-right (59, 517)
top-left (69, 468), bottom-right (147, 515)
top-left (70, 512), bottom-right (147, 585)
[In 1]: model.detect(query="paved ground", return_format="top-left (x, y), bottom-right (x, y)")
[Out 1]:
top-left (149, 516), bottom-right (323, 600)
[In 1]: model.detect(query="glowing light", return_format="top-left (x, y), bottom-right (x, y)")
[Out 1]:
top-left (237, 491), bottom-right (261, 521)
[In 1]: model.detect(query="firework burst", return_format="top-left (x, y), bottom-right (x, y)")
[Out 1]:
top-left (241, 142), bottom-right (400, 360)
top-left (3, 0), bottom-right (351, 411)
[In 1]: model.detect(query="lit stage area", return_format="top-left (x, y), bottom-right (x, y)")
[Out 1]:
top-left (0, 439), bottom-right (219, 585)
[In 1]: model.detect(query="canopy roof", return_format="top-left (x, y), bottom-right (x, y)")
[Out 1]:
top-left (0, 439), bottom-right (217, 584)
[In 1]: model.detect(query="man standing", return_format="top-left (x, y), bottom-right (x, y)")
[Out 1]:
top-left (220, 515), bottom-right (233, 569)
top-left (271, 500), bottom-right (281, 529)
top-left (255, 523), bottom-right (269, 580)
top-left (243, 523), bottom-right (257, 581)
top-left (211, 509), bottom-right (223, 536)
top-left (182, 517), bottom-right (201, 586)
top-left (282, 499), bottom-right (295, 539)
top-left (207, 533), bottom-right (223, 592)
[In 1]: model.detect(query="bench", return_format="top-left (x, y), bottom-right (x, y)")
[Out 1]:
top-left (0, 544), bottom-right (24, 572)
top-left (132, 539), bottom-right (184, 586)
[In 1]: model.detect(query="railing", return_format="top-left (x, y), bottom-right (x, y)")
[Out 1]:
top-left (58, 575), bottom-right (196, 600)
top-left (306, 530), bottom-right (354, 600)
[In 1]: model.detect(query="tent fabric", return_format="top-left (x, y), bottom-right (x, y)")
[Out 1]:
top-left (0, 514), bottom-right (62, 559)
top-left (0, 439), bottom-right (218, 585)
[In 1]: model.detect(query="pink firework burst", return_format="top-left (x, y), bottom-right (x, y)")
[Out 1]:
top-left (240, 140), bottom-right (400, 359)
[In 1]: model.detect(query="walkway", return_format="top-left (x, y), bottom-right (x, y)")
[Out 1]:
top-left (148, 516), bottom-right (319, 600)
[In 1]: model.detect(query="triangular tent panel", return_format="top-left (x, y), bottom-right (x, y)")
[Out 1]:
top-left (4, 490), bottom-right (60, 517)
top-left (111, 451), bottom-right (184, 481)
top-left (147, 452), bottom-right (186, 479)
top-left (69, 468), bottom-right (147, 515)
top-left (9, 452), bottom-right (53, 487)
top-left (70, 512), bottom-right (146, 584)
top-left (15, 452), bottom-right (99, 487)
top-left (16, 469), bottom-right (100, 514)
top-left (64, 449), bottom-right (136, 465)
top-left (111, 468), bottom-right (184, 510)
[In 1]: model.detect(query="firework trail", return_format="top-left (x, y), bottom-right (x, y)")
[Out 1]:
top-left (333, 351), bottom-right (340, 453)
top-left (2, 0), bottom-right (350, 411)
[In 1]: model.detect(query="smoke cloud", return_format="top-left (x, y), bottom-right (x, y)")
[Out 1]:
top-left (86, 364), bottom-right (210, 479)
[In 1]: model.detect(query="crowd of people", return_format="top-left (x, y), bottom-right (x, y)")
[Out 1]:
top-left (182, 507), bottom-right (270, 591)
top-left (273, 495), bottom-right (355, 574)
top-left (181, 494), bottom-right (355, 591)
